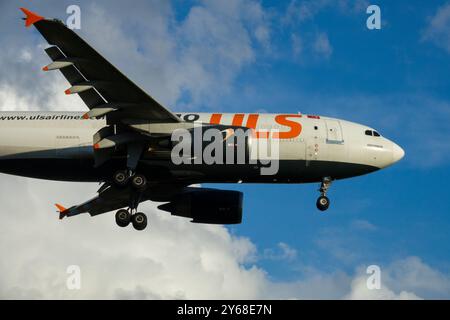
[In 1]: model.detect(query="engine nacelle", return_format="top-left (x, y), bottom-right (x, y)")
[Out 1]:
top-left (158, 188), bottom-right (243, 224)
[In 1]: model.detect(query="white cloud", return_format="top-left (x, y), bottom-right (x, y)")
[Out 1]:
top-left (0, 176), bottom-right (268, 299)
top-left (345, 274), bottom-right (421, 300)
top-left (291, 33), bottom-right (303, 57)
top-left (263, 242), bottom-right (298, 261)
top-left (0, 1), bottom-right (449, 300)
top-left (345, 257), bottom-right (450, 299)
top-left (422, 2), bottom-right (450, 53)
top-left (0, 0), bottom-right (270, 111)
top-left (313, 32), bottom-right (333, 59)
top-left (284, 0), bottom-right (369, 25)
top-left (351, 219), bottom-right (377, 232)
top-left (1, 170), bottom-right (449, 299)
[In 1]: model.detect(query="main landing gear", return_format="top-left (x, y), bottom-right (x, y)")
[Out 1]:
top-left (113, 170), bottom-right (147, 190)
top-left (316, 177), bottom-right (332, 211)
top-left (115, 209), bottom-right (147, 231)
top-left (113, 170), bottom-right (149, 231)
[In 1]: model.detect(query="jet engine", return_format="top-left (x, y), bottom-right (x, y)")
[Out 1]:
top-left (158, 188), bottom-right (243, 224)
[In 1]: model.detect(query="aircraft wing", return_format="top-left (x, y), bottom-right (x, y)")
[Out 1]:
top-left (56, 182), bottom-right (188, 219)
top-left (56, 184), bottom-right (137, 219)
top-left (20, 8), bottom-right (181, 123)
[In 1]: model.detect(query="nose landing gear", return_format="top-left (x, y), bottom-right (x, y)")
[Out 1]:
top-left (316, 177), bottom-right (332, 211)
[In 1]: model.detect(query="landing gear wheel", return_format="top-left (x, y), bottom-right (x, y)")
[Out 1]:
top-left (131, 174), bottom-right (147, 190)
top-left (316, 196), bottom-right (330, 211)
top-left (132, 212), bottom-right (147, 231)
top-left (115, 209), bottom-right (131, 227)
top-left (113, 170), bottom-right (129, 187)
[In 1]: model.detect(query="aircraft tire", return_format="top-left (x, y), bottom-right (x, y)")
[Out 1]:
top-left (131, 174), bottom-right (147, 190)
top-left (316, 196), bottom-right (330, 211)
top-left (113, 170), bottom-right (129, 187)
top-left (132, 212), bottom-right (147, 231)
top-left (115, 209), bottom-right (131, 227)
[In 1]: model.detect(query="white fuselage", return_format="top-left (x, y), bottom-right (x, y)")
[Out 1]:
top-left (0, 111), bottom-right (404, 183)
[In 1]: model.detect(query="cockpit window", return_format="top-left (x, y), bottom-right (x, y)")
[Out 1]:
top-left (365, 129), bottom-right (381, 137)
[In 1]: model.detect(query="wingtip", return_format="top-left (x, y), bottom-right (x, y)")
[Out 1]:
top-left (42, 66), bottom-right (49, 72)
top-left (20, 7), bottom-right (44, 28)
top-left (55, 203), bottom-right (67, 212)
top-left (64, 88), bottom-right (71, 95)
top-left (55, 203), bottom-right (67, 220)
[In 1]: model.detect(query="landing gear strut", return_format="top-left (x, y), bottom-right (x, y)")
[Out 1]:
top-left (113, 171), bottom-right (149, 230)
top-left (316, 177), bottom-right (332, 211)
top-left (113, 142), bottom-right (149, 230)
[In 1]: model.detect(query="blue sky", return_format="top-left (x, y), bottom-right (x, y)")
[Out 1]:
top-left (200, 0), bottom-right (450, 288)
top-left (1, 0), bottom-right (450, 299)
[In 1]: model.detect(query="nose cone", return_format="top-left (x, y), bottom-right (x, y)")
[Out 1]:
top-left (392, 143), bottom-right (405, 163)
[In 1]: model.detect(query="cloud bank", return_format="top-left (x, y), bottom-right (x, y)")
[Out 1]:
top-left (0, 0), bottom-right (449, 299)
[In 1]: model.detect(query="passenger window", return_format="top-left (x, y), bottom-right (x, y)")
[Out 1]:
top-left (365, 130), bottom-right (373, 136)
top-left (314, 126), bottom-right (318, 130)
top-left (373, 131), bottom-right (380, 137)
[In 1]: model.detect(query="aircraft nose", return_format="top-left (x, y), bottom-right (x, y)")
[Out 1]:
top-left (392, 143), bottom-right (405, 163)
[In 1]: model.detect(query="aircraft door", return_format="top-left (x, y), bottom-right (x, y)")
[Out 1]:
top-left (325, 119), bottom-right (343, 143)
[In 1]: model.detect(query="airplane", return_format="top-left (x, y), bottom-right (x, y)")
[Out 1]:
top-left (0, 8), bottom-right (404, 231)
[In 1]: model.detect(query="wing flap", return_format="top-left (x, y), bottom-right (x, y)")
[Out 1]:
top-left (44, 46), bottom-right (105, 108)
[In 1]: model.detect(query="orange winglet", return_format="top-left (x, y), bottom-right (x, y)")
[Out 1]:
top-left (55, 203), bottom-right (68, 220)
top-left (64, 88), bottom-right (71, 95)
top-left (55, 203), bottom-right (67, 212)
top-left (20, 8), bottom-right (44, 28)
top-left (42, 66), bottom-right (49, 72)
